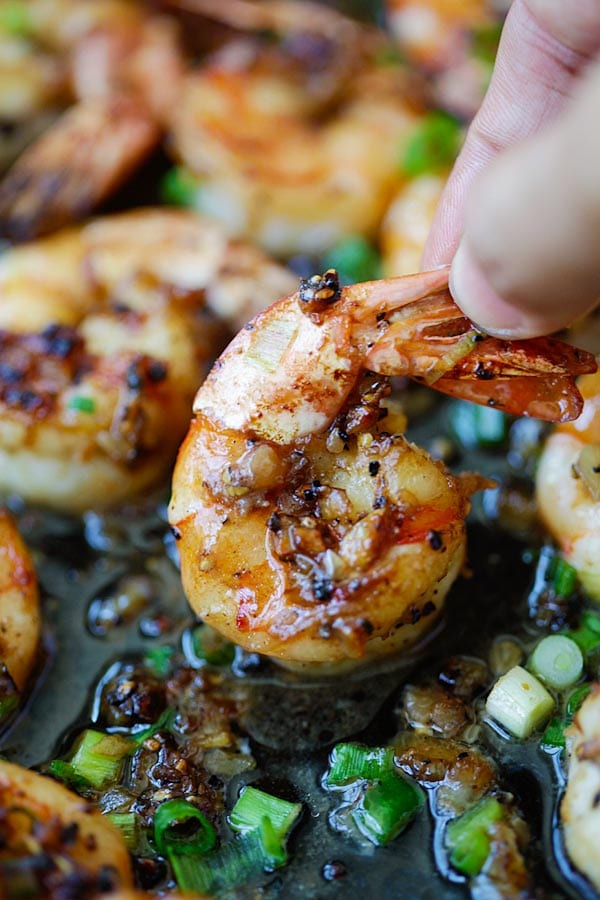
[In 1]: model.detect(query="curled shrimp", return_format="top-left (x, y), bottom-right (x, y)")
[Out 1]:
top-left (0, 759), bottom-right (133, 892)
top-left (536, 370), bottom-right (600, 601)
top-left (0, 510), bottom-right (40, 706)
top-left (168, 0), bottom-right (424, 255)
top-left (381, 173), bottom-right (447, 277)
top-left (0, 1), bottom-right (184, 239)
top-left (0, 208), bottom-right (295, 513)
top-left (561, 683), bottom-right (600, 892)
top-left (169, 268), bottom-right (594, 666)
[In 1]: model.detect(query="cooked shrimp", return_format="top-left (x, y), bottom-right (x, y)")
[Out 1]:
top-left (0, 208), bottom-right (295, 513)
top-left (381, 173), bottom-right (447, 277)
top-left (385, 0), bottom-right (506, 119)
top-left (0, 1), bottom-right (184, 239)
top-left (561, 683), bottom-right (600, 892)
top-left (536, 371), bottom-right (600, 601)
top-left (0, 759), bottom-right (133, 893)
top-left (0, 510), bottom-right (40, 700)
top-left (169, 267), bottom-right (593, 666)
top-left (169, 0), bottom-right (424, 255)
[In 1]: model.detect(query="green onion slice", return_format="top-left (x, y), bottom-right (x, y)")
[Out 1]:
top-left (67, 395), bottom-right (96, 414)
top-left (540, 717), bottom-right (566, 751)
top-left (568, 611), bottom-right (600, 654)
top-left (530, 635), bottom-right (583, 690)
top-left (0, 1), bottom-right (30, 35)
top-left (160, 166), bottom-right (201, 207)
top-left (144, 645), bottom-right (174, 677)
top-left (191, 624), bottom-right (235, 667)
top-left (326, 743), bottom-right (395, 786)
top-left (352, 773), bottom-right (424, 846)
top-left (68, 730), bottom-right (134, 790)
top-left (401, 111), bottom-right (462, 178)
top-left (154, 798), bottom-right (217, 859)
top-left (106, 811), bottom-right (140, 850)
top-left (323, 236), bottom-right (381, 286)
top-left (566, 683), bottom-right (592, 718)
top-left (445, 796), bottom-right (504, 877)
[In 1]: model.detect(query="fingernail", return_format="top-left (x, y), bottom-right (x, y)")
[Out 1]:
top-left (450, 241), bottom-right (530, 338)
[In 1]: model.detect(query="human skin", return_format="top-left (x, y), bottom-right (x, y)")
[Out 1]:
top-left (422, 0), bottom-right (600, 338)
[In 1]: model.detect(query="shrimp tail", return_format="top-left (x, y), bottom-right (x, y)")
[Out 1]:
top-left (363, 284), bottom-right (597, 422)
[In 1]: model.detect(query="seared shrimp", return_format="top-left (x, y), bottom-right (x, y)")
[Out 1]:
top-left (169, 0), bottom-right (423, 255)
top-left (0, 1), bottom-right (184, 239)
top-left (381, 173), bottom-right (447, 277)
top-left (537, 371), bottom-right (600, 601)
top-left (0, 510), bottom-right (40, 706)
top-left (561, 684), bottom-right (600, 892)
top-left (170, 268), bottom-right (593, 666)
top-left (0, 208), bottom-right (295, 513)
top-left (386, 0), bottom-right (506, 119)
top-left (0, 759), bottom-right (133, 893)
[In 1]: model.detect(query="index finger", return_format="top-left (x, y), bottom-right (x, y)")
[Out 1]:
top-left (421, 0), bottom-right (600, 269)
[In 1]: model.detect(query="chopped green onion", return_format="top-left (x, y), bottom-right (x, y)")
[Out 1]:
top-left (566, 683), bottom-right (592, 718)
top-left (47, 759), bottom-right (92, 793)
top-left (530, 635), bottom-right (583, 690)
top-left (322, 236), bottom-right (381, 286)
top-left (106, 811), bottom-right (140, 850)
top-left (552, 557), bottom-right (578, 598)
top-left (449, 400), bottom-right (508, 449)
top-left (144, 645), bottom-right (174, 677)
top-left (68, 730), bottom-right (134, 789)
top-left (67, 395), bottom-right (96, 414)
top-left (0, 1), bottom-right (30, 35)
top-left (191, 624), bottom-right (235, 666)
top-left (445, 797), bottom-right (504, 876)
top-left (486, 665), bottom-right (554, 739)
top-left (352, 773), bottom-right (424, 846)
top-left (471, 22), bottom-right (503, 65)
top-left (133, 707), bottom-right (176, 745)
top-left (160, 166), bottom-right (201, 207)
top-left (154, 798), bottom-right (217, 862)
top-left (400, 111), bottom-right (462, 178)
top-left (540, 717), bottom-right (566, 751)
top-left (540, 684), bottom-right (592, 752)
top-left (374, 44), bottom-right (405, 67)
top-left (568, 611), bottom-right (600, 654)
top-left (229, 786), bottom-right (301, 865)
top-left (326, 743), bottom-right (395, 786)
top-left (170, 830), bottom-right (270, 894)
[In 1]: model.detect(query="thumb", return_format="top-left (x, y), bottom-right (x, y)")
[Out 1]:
top-left (449, 62), bottom-right (600, 338)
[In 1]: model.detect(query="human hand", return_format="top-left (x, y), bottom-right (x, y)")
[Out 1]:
top-left (422, 0), bottom-right (600, 338)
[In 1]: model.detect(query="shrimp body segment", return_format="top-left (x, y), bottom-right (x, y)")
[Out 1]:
top-left (562, 684), bottom-right (600, 892)
top-left (170, 269), bottom-right (593, 665)
top-left (537, 371), bottom-right (600, 600)
top-left (0, 759), bottom-right (133, 892)
top-left (0, 209), bottom-right (295, 513)
top-left (0, 510), bottom-right (40, 694)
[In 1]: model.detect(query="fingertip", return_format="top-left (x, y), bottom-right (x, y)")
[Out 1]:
top-left (449, 241), bottom-right (548, 339)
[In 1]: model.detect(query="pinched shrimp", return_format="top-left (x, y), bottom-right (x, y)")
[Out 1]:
top-left (381, 173), bottom-right (447, 277)
top-left (0, 1), bottom-right (184, 239)
top-left (561, 684), bottom-right (600, 892)
top-left (0, 208), bottom-right (295, 513)
top-left (536, 371), bottom-right (600, 601)
top-left (169, 0), bottom-right (424, 255)
top-left (0, 510), bottom-right (40, 700)
top-left (0, 759), bottom-right (133, 893)
top-left (169, 268), bottom-right (593, 666)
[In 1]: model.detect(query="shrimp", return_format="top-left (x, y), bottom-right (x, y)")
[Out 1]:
top-left (561, 683), bottom-right (600, 892)
top-left (0, 208), bottom-right (295, 513)
top-left (381, 173), bottom-right (447, 277)
top-left (385, 0), bottom-right (507, 119)
top-left (0, 1), bottom-right (185, 239)
top-left (0, 510), bottom-right (40, 709)
top-left (0, 759), bottom-right (133, 893)
top-left (169, 267), bottom-right (594, 666)
top-left (169, 0), bottom-right (424, 255)
top-left (536, 371), bottom-right (600, 601)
